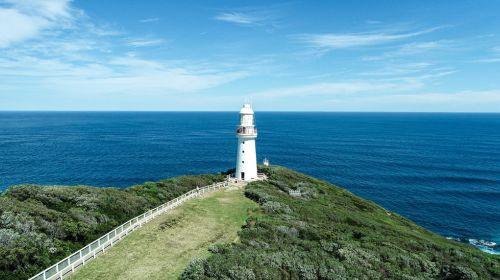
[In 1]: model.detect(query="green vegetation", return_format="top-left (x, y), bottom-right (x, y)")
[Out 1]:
top-left (70, 188), bottom-right (257, 280)
top-left (0, 174), bottom-right (224, 280)
top-left (1, 166), bottom-right (499, 279)
top-left (181, 166), bottom-right (500, 280)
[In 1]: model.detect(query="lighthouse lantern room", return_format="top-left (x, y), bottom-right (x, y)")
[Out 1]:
top-left (235, 104), bottom-right (258, 181)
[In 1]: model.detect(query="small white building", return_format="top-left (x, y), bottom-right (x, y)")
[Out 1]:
top-left (235, 104), bottom-right (258, 181)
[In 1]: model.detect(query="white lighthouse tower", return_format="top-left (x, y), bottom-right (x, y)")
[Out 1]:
top-left (235, 104), bottom-right (258, 181)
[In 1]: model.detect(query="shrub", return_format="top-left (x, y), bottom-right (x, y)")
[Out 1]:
top-left (0, 173), bottom-right (225, 280)
top-left (180, 166), bottom-right (499, 279)
top-left (441, 265), bottom-right (479, 280)
top-left (0, 229), bottom-right (20, 248)
top-left (276, 225), bottom-right (299, 238)
top-left (179, 258), bottom-right (207, 280)
top-left (261, 201), bottom-right (292, 214)
top-left (228, 265), bottom-right (256, 280)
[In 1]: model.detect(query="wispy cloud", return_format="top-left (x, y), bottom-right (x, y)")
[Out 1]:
top-left (294, 27), bottom-right (443, 52)
top-left (213, 7), bottom-right (282, 30)
top-left (214, 12), bottom-right (262, 25)
top-left (250, 79), bottom-right (423, 99)
top-left (0, 1), bottom-right (252, 101)
top-left (0, 53), bottom-right (250, 94)
top-left (125, 38), bottom-right (165, 47)
top-left (139, 17), bottom-right (160, 23)
top-left (325, 90), bottom-right (500, 112)
top-left (472, 46), bottom-right (500, 63)
top-left (363, 41), bottom-right (449, 61)
top-left (473, 57), bottom-right (500, 63)
top-left (358, 62), bottom-right (456, 78)
top-left (249, 61), bottom-right (457, 100)
top-left (0, 0), bottom-right (74, 48)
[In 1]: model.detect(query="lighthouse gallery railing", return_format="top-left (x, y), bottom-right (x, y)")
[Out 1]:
top-left (29, 179), bottom-right (230, 280)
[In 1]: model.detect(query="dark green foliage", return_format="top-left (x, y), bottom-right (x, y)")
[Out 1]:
top-left (180, 166), bottom-right (500, 280)
top-left (0, 174), bottom-right (224, 280)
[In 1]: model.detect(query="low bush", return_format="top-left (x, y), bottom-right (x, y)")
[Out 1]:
top-left (180, 166), bottom-right (500, 279)
top-left (0, 173), bottom-right (224, 280)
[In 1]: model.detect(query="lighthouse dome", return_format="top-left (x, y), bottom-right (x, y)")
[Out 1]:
top-left (240, 104), bottom-right (254, 115)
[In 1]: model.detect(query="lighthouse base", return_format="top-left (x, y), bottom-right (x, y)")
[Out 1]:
top-left (235, 137), bottom-right (257, 181)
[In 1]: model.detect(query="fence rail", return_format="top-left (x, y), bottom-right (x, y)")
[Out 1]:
top-left (30, 180), bottom-right (230, 280)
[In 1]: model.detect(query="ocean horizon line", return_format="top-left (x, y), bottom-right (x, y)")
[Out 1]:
top-left (1, 110), bottom-right (500, 114)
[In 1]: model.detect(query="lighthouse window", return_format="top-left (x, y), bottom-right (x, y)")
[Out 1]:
top-left (242, 161), bottom-right (244, 163)
top-left (242, 141), bottom-right (245, 144)
top-left (242, 150), bottom-right (245, 153)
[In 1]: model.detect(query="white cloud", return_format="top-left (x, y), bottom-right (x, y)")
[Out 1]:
top-left (0, 0), bottom-right (73, 48)
top-left (294, 27), bottom-right (442, 51)
top-left (326, 90), bottom-right (500, 112)
top-left (473, 57), bottom-right (500, 63)
top-left (214, 12), bottom-right (262, 25)
top-left (363, 41), bottom-right (448, 61)
top-left (358, 63), bottom-right (457, 79)
top-left (213, 7), bottom-right (282, 29)
top-left (5, 0), bottom-right (72, 19)
top-left (0, 52), bottom-right (250, 94)
top-left (250, 79), bottom-right (423, 99)
top-left (471, 46), bottom-right (500, 63)
top-left (0, 8), bottom-right (45, 47)
top-left (0, 1), bottom-right (251, 99)
top-left (125, 38), bottom-right (165, 47)
top-left (47, 67), bottom-right (248, 93)
top-left (248, 63), bottom-right (458, 100)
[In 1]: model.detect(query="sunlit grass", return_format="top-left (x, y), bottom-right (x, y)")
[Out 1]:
top-left (70, 187), bottom-right (256, 280)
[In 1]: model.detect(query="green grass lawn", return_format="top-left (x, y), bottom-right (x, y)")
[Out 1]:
top-left (70, 187), bottom-right (256, 280)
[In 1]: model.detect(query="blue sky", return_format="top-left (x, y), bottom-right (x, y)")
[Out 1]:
top-left (1, 0), bottom-right (500, 111)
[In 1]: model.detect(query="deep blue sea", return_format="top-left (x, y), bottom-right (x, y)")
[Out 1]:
top-left (0, 112), bottom-right (499, 253)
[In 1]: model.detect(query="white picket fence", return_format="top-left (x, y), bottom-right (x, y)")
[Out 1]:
top-left (30, 180), bottom-right (230, 280)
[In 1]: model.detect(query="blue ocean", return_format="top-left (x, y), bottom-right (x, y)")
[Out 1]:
top-left (0, 112), bottom-right (499, 254)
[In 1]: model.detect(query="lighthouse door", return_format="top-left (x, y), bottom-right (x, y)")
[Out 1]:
top-left (241, 172), bottom-right (245, 180)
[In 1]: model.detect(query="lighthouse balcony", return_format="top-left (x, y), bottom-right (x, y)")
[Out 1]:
top-left (236, 126), bottom-right (257, 136)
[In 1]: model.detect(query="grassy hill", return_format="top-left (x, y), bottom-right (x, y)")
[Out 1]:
top-left (180, 166), bottom-right (499, 280)
top-left (0, 174), bottom-right (224, 280)
top-left (1, 166), bottom-right (498, 279)
top-left (70, 188), bottom-right (257, 280)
